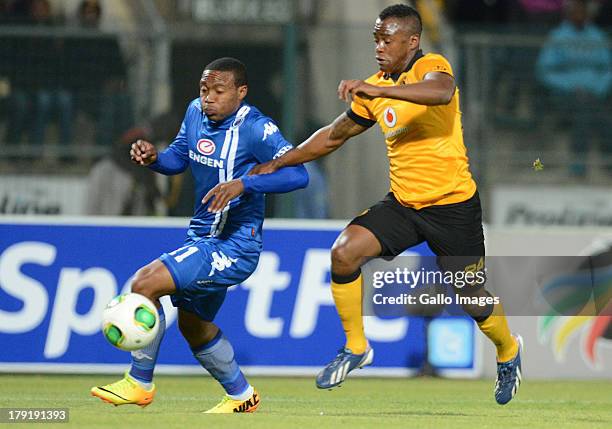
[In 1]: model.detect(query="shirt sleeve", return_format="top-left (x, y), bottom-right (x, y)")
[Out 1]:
top-left (413, 55), bottom-right (454, 81)
top-left (148, 104), bottom-right (191, 175)
top-left (249, 117), bottom-right (294, 163)
top-left (242, 165), bottom-right (309, 194)
top-left (349, 94), bottom-right (376, 127)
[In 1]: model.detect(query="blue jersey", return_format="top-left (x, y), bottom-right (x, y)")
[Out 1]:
top-left (152, 99), bottom-right (293, 241)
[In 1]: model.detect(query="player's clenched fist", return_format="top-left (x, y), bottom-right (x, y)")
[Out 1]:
top-left (130, 139), bottom-right (158, 166)
top-left (337, 79), bottom-right (382, 102)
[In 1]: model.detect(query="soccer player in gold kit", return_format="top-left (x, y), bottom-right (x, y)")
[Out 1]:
top-left (250, 4), bottom-right (523, 404)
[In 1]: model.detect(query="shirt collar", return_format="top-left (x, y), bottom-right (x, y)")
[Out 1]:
top-left (204, 102), bottom-right (246, 128)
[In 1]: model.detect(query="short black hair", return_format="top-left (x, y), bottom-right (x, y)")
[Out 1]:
top-left (204, 57), bottom-right (248, 87)
top-left (378, 4), bottom-right (422, 35)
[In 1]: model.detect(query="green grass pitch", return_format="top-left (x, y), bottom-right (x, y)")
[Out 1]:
top-left (1, 374), bottom-right (611, 428)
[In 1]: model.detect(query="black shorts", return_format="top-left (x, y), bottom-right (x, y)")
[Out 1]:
top-left (350, 191), bottom-right (484, 273)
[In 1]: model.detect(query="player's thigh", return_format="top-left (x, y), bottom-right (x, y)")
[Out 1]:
top-left (414, 191), bottom-right (485, 279)
top-left (348, 192), bottom-right (422, 259)
top-left (160, 236), bottom-right (259, 320)
top-left (160, 238), bottom-right (256, 288)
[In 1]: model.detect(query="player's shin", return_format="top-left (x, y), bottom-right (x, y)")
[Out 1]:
top-left (464, 292), bottom-right (518, 362)
top-left (331, 270), bottom-right (367, 354)
top-left (191, 330), bottom-right (253, 400)
top-left (129, 306), bottom-right (166, 389)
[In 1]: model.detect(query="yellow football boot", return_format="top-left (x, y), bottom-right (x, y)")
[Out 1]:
top-left (91, 373), bottom-right (155, 407)
top-left (204, 389), bottom-right (260, 413)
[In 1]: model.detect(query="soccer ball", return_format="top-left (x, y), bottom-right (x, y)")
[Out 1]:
top-left (102, 293), bottom-right (159, 351)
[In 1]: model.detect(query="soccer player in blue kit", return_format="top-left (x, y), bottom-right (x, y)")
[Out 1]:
top-left (91, 57), bottom-right (308, 413)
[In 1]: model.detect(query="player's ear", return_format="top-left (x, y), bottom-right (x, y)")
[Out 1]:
top-left (408, 33), bottom-right (420, 50)
top-left (237, 85), bottom-right (248, 101)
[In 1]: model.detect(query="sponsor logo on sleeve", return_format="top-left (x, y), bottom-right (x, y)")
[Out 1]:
top-left (273, 145), bottom-right (292, 159)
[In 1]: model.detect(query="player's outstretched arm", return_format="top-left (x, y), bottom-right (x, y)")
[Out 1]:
top-left (249, 112), bottom-right (368, 175)
top-left (202, 165), bottom-right (308, 213)
top-left (342, 72), bottom-right (455, 106)
top-left (133, 139), bottom-right (189, 176)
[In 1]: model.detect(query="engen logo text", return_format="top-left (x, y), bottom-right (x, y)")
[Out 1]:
top-left (189, 150), bottom-right (224, 168)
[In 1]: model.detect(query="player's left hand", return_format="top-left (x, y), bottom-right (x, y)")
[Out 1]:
top-left (248, 159), bottom-right (281, 176)
top-left (338, 80), bottom-right (383, 102)
top-left (202, 179), bottom-right (245, 213)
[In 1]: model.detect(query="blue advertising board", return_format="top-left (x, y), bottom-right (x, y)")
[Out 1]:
top-left (0, 218), bottom-right (478, 377)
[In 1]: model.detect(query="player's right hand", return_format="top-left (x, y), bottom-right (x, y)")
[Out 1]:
top-left (338, 80), bottom-right (356, 103)
top-left (130, 139), bottom-right (158, 166)
top-left (338, 79), bottom-right (382, 102)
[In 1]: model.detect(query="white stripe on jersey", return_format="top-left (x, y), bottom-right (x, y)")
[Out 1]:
top-left (213, 106), bottom-right (250, 237)
top-left (209, 128), bottom-right (233, 237)
top-left (220, 126), bottom-right (233, 160)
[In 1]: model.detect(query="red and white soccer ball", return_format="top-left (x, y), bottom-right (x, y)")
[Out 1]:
top-left (101, 293), bottom-right (160, 351)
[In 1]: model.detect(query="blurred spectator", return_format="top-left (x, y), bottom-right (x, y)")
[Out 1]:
top-left (77, 0), bottom-right (99, 27)
top-left (68, 0), bottom-right (133, 146)
top-left (293, 161), bottom-right (329, 218)
top-left (5, 0), bottom-right (53, 24)
top-left (5, 0), bottom-right (74, 148)
top-left (593, 0), bottom-right (612, 27)
top-left (165, 170), bottom-right (195, 217)
top-left (447, 0), bottom-right (512, 25)
top-left (0, 0), bottom-right (10, 22)
top-left (536, 0), bottom-right (612, 177)
top-left (145, 110), bottom-right (196, 218)
top-left (292, 120), bottom-right (329, 219)
top-left (85, 127), bottom-right (161, 216)
top-left (519, 0), bottom-right (563, 13)
top-left (515, 0), bottom-right (564, 25)
top-left (415, 0), bottom-right (445, 49)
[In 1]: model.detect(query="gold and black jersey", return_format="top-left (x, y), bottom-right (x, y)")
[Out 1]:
top-left (348, 51), bottom-right (477, 210)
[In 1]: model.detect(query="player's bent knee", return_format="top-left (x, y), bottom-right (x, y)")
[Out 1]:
top-left (131, 260), bottom-right (176, 301)
top-left (331, 243), bottom-right (360, 274)
top-left (130, 276), bottom-right (155, 300)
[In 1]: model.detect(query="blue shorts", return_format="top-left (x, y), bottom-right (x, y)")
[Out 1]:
top-left (160, 227), bottom-right (261, 321)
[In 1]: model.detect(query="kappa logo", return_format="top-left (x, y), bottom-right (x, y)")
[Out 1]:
top-left (383, 107), bottom-right (397, 128)
top-left (197, 139), bottom-right (216, 156)
top-left (262, 122), bottom-right (279, 141)
top-left (132, 350), bottom-right (153, 360)
top-left (209, 251), bottom-right (238, 276)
